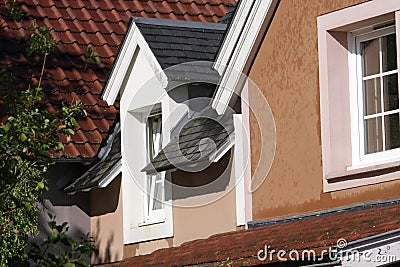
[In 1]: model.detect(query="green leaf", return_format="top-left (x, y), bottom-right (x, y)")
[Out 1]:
top-left (2, 124), bottom-right (9, 132)
top-left (37, 181), bottom-right (44, 190)
top-left (47, 220), bottom-right (56, 230)
top-left (56, 142), bottom-right (64, 151)
top-left (20, 133), bottom-right (26, 141)
top-left (64, 263), bottom-right (75, 267)
top-left (70, 117), bottom-right (78, 127)
top-left (24, 202), bottom-right (32, 211)
top-left (49, 233), bottom-right (59, 243)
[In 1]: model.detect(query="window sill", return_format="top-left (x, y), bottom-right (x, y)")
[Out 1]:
top-left (325, 159), bottom-right (400, 184)
top-left (138, 218), bottom-right (165, 227)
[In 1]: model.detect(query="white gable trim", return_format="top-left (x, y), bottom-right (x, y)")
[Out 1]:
top-left (98, 159), bottom-right (122, 188)
top-left (102, 19), bottom-right (167, 105)
top-left (212, 0), bottom-right (278, 114)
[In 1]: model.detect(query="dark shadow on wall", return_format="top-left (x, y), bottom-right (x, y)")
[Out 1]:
top-left (91, 219), bottom-right (116, 264)
top-left (89, 175), bottom-right (120, 217)
top-left (42, 163), bottom-right (123, 264)
top-left (170, 149), bottom-right (233, 200)
top-left (43, 162), bottom-right (92, 215)
top-left (90, 176), bottom-right (123, 264)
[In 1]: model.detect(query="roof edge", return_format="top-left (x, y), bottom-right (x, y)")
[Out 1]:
top-left (212, 0), bottom-right (280, 114)
top-left (132, 17), bottom-right (227, 30)
top-left (248, 197), bottom-right (400, 228)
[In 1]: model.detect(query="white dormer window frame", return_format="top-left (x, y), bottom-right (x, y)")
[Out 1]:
top-left (143, 110), bottom-right (166, 225)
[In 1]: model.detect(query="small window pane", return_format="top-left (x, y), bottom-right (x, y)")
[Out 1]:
top-left (385, 113), bottom-right (400, 150)
top-left (152, 177), bottom-right (163, 210)
top-left (365, 117), bottom-right (383, 154)
top-left (147, 177), bottom-right (152, 213)
top-left (362, 38), bottom-right (380, 77)
top-left (364, 78), bottom-right (381, 115)
top-left (382, 33), bottom-right (397, 72)
top-left (383, 74), bottom-right (399, 111)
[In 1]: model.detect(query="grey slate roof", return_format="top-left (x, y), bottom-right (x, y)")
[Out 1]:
top-left (219, 3), bottom-right (237, 24)
top-left (142, 109), bottom-right (234, 174)
top-left (64, 126), bottom-right (121, 193)
top-left (133, 18), bottom-right (226, 83)
top-left (134, 17), bottom-right (226, 68)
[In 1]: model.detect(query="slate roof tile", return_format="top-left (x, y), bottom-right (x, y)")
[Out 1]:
top-left (64, 126), bottom-right (121, 193)
top-left (134, 18), bottom-right (226, 70)
top-left (142, 109), bottom-right (234, 174)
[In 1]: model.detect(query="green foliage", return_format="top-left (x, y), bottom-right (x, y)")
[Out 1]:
top-left (0, 11), bottom-right (93, 267)
top-left (0, 85), bottom-right (86, 266)
top-left (83, 46), bottom-right (100, 71)
top-left (27, 214), bottom-right (98, 267)
top-left (26, 21), bottom-right (58, 56)
top-left (6, 0), bottom-right (25, 22)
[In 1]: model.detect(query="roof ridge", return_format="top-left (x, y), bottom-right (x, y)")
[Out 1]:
top-left (132, 16), bottom-right (227, 30)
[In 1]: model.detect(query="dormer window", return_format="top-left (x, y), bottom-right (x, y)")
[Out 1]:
top-left (145, 110), bottom-right (165, 223)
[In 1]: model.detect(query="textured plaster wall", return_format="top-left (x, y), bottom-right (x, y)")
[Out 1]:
top-left (249, 0), bottom-right (400, 220)
top-left (123, 151), bottom-right (237, 257)
top-left (90, 175), bottom-right (124, 264)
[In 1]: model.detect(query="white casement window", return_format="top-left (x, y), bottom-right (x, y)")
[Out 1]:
top-left (317, 1), bottom-right (400, 191)
top-left (353, 25), bottom-right (400, 165)
top-left (144, 110), bottom-right (165, 224)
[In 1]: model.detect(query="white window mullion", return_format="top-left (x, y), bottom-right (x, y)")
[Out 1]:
top-left (363, 69), bottom-right (398, 80)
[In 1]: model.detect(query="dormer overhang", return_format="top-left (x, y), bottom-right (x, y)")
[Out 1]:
top-left (212, 0), bottom-right (280, 114)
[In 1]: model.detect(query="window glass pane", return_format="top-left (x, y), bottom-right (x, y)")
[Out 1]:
top-left (146, 111), bottom-right (164, 218)
top-left (383, 74), bottom-right (399, 111)
top-left (361, 38), bottom-right (380, 77)
top-left (152, 177), bottom-right (163, 210)
top-left (382, 33), bottom-right (397, 72)
top-left (147, 177), bottom-right (152, 214)
top-left (385, 113), bottom-right (400, 150)
top-left (365, 117), bottom-right (383, 154)
top-left (364, 78), bottom-right (381, 115)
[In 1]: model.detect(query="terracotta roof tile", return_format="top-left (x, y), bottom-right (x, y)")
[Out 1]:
top-left (0, 0), bottom-right (234, 159)
top-left (98, 201), bottom-right (400, 266)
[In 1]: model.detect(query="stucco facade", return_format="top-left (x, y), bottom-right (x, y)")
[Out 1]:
top-left (123, 151), bottom-right (238, 258)
top-left (248, 0), bottom-right (400, 220)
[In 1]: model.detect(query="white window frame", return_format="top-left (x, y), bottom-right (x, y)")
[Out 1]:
top-left (349, 25), bottom-right (400, 168)
top-left (317, 0), bottom-right (400, 192)
top-left (142, 110), bottom-right (166, 225)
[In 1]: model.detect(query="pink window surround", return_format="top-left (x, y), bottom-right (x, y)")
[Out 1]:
top-left (317, 0), bottom-right (400, 192)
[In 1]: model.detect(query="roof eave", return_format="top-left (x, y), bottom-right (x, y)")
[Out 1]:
top-left (212, 0), bottom-right (280, 115)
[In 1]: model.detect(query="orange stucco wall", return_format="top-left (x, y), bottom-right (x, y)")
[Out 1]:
top-left (249, 0), bottom-right (400, 220)
top-left (90, 175), bottom-right (124, 264)
top-left (123, 151), bottom-right (237, 258)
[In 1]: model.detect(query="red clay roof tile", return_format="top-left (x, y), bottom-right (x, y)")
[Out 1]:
top-left (0, 0), bottom-right (234, 159)
top-left (98, 201), bottom-right (400, 266)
